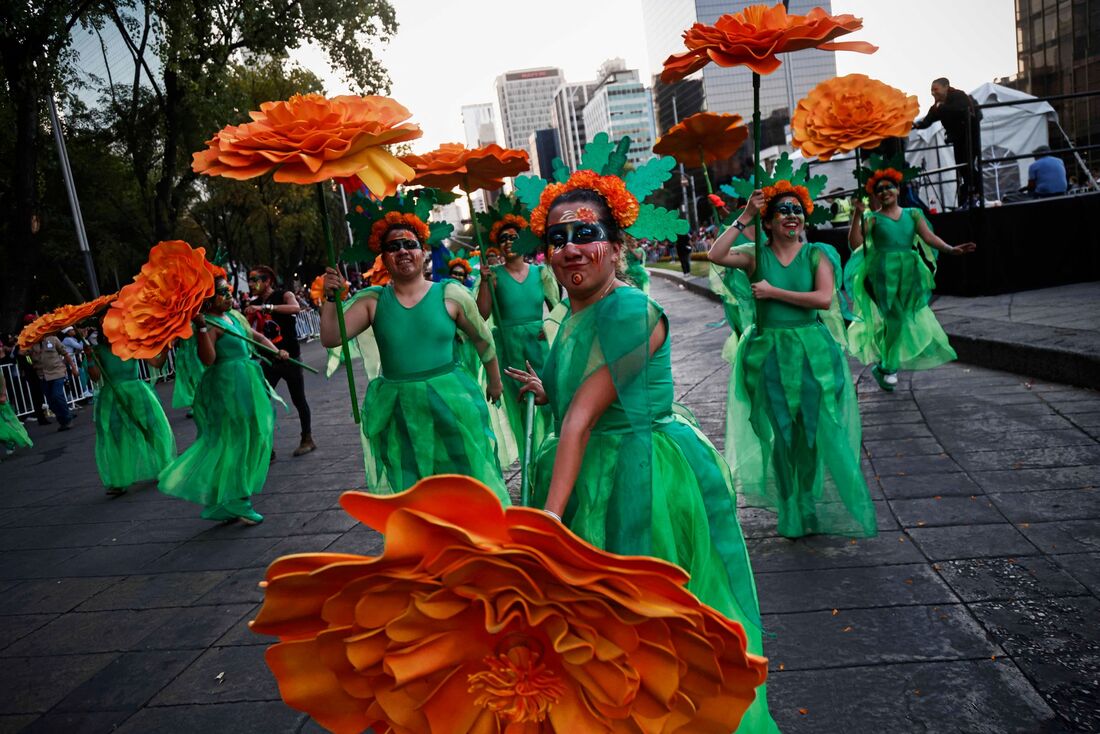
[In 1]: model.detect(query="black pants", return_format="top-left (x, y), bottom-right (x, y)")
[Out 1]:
top-left (675, 243), bottom-right (693, 274)
top-left (953, 138), bottom-right (978, 206)
top-left (21, 368), bottom-right (49, 423)
top-left (262, 360), bottom-right (311, 436)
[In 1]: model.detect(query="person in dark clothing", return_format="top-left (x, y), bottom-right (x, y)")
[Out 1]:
top-left (245, 265), bottom-right (316, 457)
top-left (675, 233), bottom-right (693, 275)
top-left (15, 315), bottom-right (50, 424)
top-left (913, 78), bottom-right (982, 208)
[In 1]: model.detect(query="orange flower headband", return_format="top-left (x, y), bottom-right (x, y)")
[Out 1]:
top-left (447, 257), bottom-right (471, 272)
top-left (489, 214), bottom-right (528, 244)
top-left (367, 212), bottom-right (431, 253)
top-left (530, 170), bottom-right (639, 237)
top-left (865, 167), bottom-right (904, 195)
top-left (762, 179), bottom-right (814, 215)
top-left (485, 246), bottom-right (503, 257)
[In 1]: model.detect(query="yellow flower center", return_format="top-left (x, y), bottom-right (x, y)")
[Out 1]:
top-left (468, 644), bottom-right (565, 724)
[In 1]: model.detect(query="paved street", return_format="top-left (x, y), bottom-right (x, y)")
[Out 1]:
top-left (1, 277), bottom-right (1098, 733)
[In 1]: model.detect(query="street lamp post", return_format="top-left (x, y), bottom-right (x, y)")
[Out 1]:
top-left (47, 93), bottom-right (99, 297)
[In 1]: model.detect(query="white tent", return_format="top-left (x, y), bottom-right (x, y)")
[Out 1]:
top-left (906, 82), bottom-right (1055, 206)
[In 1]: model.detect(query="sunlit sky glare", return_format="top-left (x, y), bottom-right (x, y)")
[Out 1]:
top-left (294, 0), bottom-right (1018, 153)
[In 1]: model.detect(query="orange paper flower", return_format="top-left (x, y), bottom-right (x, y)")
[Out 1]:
top-left (402, 143), bottom-right (530, 192)
top-left (762, 179), bottom-right (814, 215)
top-left (192, 94), bottom-right (422, 198)
top-left (530, 170), bottom-right (639, 237)
top-left (364, 258), bottom-right (391, 286)
top-left (654, 112), bottom-right (748, 165)
top-left (367, 212), bottom-right (431, 253)
top-left (660, 3), bottom-right (876, 81)
top-left (251, 475), bottom-right (768, 734)
top-left (447, 257), bottom-right (472, 273)
top-left (103, 241), bottom-right (224, 360)
top-left (310, 274), bottom-right (350, 307)
top-left (16, 294), bottom-right (118, 349)
top-left (488, 214), bottom-right (528, 244)
top-left (866, 168), bottom-right (905, 196)
top-left (791, 74), bottom-right (919, 161)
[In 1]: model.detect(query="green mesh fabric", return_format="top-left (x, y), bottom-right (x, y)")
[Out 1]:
top-left (529, 286), bottom-right (778, 733)
top-left (171, 334), bottom-right (206, 409)
top-left (91, 344), bottom-right (175, 489)
top-left (0, 402), bottom-right (32, 450)
top-left (845, 209), bottom-right (956, 372)
top-left (623, 246), bottom-right (650, 293)
top-left (158, 312), bottom-right (275, 507)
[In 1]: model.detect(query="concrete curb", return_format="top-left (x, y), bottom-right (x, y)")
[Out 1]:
top-left (649, 268), bottom-right (1100, 390)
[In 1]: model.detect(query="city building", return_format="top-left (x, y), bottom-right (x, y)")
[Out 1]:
top-left (550, 80), bottom-right (598, 172)
top-left (1010, 0), bottom-right (1099, 169)
top-left (528, 129), bottom-right (562, 180)
top-left (460, 103), bottom-right (497, 148)
top-left (581, 59), bottom-right (658, 168)
top-left (494, 67), bottom-right (564, 151)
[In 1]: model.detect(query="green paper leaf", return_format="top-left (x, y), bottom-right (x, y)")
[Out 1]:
top-left (771, 154), bottom-right (795, 184)
top-left (579, 132), bottom-right (614, 173)
top-left (475, 209), bottom-right (495, 233)
top-left (804, 172), bottom-right (829, 201)
top-left (721, 179), bottom-right (754, 201)
top-left (551, 157), bottom-right (570, 183)
top-left (513, 175), bottom-right (547, 210)
top-left (625, 157), bottom-right (676, 201)
top-left (626, 204), bottom-right (689, 242)
top-left (340, 242), bottom-right (375, 264)
top-left (509, 228), bottom-right (542, 256)
top-left (602, 136), bottom-right (631, 176)
top-left (427, 221), bottom-right (454, 247)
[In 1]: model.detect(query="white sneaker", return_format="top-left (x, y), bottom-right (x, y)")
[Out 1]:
top-left (884, 372), bottom-right (899, 386)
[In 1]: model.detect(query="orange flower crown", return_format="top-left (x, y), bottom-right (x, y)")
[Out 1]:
top-left (447, 257), bottom-right (471, 273)
top-left (530, 170), bottom-right (639, 237)
top-left (762, 179), bottom-right (814, 215)
top-left (489, 214), bottom-right (528, 244)
top-left (866, 168), bottom-right (905, 195)
top-left (485, 246), bottom-right (503, 258)
top-left (367, 212), bottom-right (431, 253)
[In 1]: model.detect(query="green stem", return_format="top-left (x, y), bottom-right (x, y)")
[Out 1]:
top-left (521, 391), bottom-right (535, 507)
top-left (204, 317), bottom-right (319, 374)
top-left (699, 147), bottom-right (721, 225)
top-left (752, 72), bottom-right (762, 328)
top-left (316, 182), bottom-right (360, 424)
top-left (855, 147), bottom-right (866, 203)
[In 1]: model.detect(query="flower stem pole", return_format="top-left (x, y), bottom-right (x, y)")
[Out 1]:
top-left (752, 72), bottom-right (762, 327)
top-left (521, 391), bottom-right (536, 506)
top-left (699, 147), bottom-right (721, 225)
top-left (854, 148), bottom-right (865, 202)
top-left (316, 182), bottom-right (361, 424)
top-left (204, 318), bottom-right (320, 374)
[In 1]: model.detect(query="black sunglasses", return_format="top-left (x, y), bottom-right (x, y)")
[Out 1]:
top-left (774, 202), bottom-right (805, 217)
top-left (545, 221), bottom-right (609, 247)
top-left (497, 232), bottom-right (518, 244)
top-left (381, 238), bottom-right (422, 253)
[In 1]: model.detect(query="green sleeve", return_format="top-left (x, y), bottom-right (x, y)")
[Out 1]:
top-left (539, 264), bottom-right (562, 308)
top-left (443, 281), bottom-right (497, 364)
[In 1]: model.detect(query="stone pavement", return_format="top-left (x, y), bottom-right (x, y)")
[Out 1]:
top-left (0, 278), bottom-right (1098, 732)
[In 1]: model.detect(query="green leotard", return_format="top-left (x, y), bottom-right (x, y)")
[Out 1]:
top-left (171, 334), bottom-right (205, 409)
top-left (0, 401), bottom-right (32, 453)
top-left (728, 242), bottom-right (877, 539)
top-left (92, 343), bottom-right (175, 489)
top-left (158, 311), bottom-right (275, 513)
top-left (353, 282), bottom-right (508, 501)
top-left (845, 208), bottom-right (956, 372)
top-left (529, 286), bottom-right (778, 733)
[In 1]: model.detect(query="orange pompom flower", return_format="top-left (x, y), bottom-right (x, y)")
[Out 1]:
top-left (103, 241), bottom-right (224, 360)
top-left (488, 214), bottom-right (528, 244)
top-left (447, 257), bottom-right (472, 273)
top-left (16, 293), bottom-right (118, 349)
top-left (761, 179), bottom-right (815, 215)
top-left (530, 170), bottom-right (639, 237)
top-left (364, 258), bottom-right (391, 286)
top-left (251, 475), bottom-right (768, 734)
top-left (192, 94), bottom-right (422, 199)
top-left (791, 74), bottom-right (919, 161)
top-left (660, 3), bottom-right (877, 82)
top-left (310, 274), bottom-right (349, 307)
top-left (866, 168), bottom-right (905, 196)
top-left (402, 143), bottom-right (530, 193)
top-left (654, 112), bottom-right (748, 166)
top-left (367, 212), bottom-right (431, 253)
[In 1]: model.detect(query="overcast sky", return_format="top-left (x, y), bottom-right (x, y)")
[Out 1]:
top-left (294, 0), bottom-right (1018, 153)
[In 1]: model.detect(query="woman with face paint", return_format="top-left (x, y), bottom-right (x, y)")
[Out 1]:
top-left (476, 213), bottom-right (561, 470)
top-left (506, 172), bottom-right (778, 734)
top-left (709, 185), bottom-right (877, 540)
top-left (621, 234), bottom-right (650, 293)
top-left (321, 208), bottom-right (508, 500)
top-left (847, 166), bottom-right (977, 391)
top-left (158, 276), bottom-right (286, 524)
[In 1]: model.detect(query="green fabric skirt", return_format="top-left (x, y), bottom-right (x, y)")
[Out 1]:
top-left (158, 356), bottom-right (274, 506)
top-left (846, 248), bottom-right (956, 372)
top-left (0, 402), bottom-right (32, 451)
top-left (360, 365), bottom-right (508, 502)
top-left (456, 337), bottom-right (519, 468)
top-left (94, 379), bottom-right (175, 488)
top-left (624, 260), bottom-right (650, 293)
top-left (729, 322), bottom-right (877, 539)
top-left (171, 336), bottom-right (205, 409)
top-left (530, 414), bottom-right (779, 734)
top-left (494, 321), bottom-right (553, 463)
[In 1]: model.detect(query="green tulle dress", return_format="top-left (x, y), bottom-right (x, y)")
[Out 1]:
top-left (845, 208), bottom-right (956, 372)
top-left (158, 311), bottom-right (276, 516)
top-left (0, 402), bottom-right (32, 452)
top-left (624, 246), bottom-right (650, 293)
top-left (92, 344), bottom-right (176, 489)
top-left (485, 263), bottom-right (559, 464)
top-left (350, 282), bottom-right (508, 500)
top-left (171, 334), bottom-right (205, 409)
top-left (529, 286), bottom-right (778, 734)
top-left (726, 242), bottom-right (877, 539)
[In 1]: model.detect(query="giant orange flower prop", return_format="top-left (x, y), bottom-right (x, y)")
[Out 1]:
top-left (402, 143), bottom-right (530, 192)
top-left (192, 94), bottom-right (422, 199)
top-left (103, 241), bottom-right (225, 360)
top-left (251, 475), bottom-right (767, 734)
top-left (310, 274), bottom-right (350, 307)
top-left (661, 3), bottom-right (876, 81)
top-left (791, 74), bottom-right (919, 161)
top-left (17, 293), bottom-right (117, 349)
top-left (654, 112), bottom-right (748, 166)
